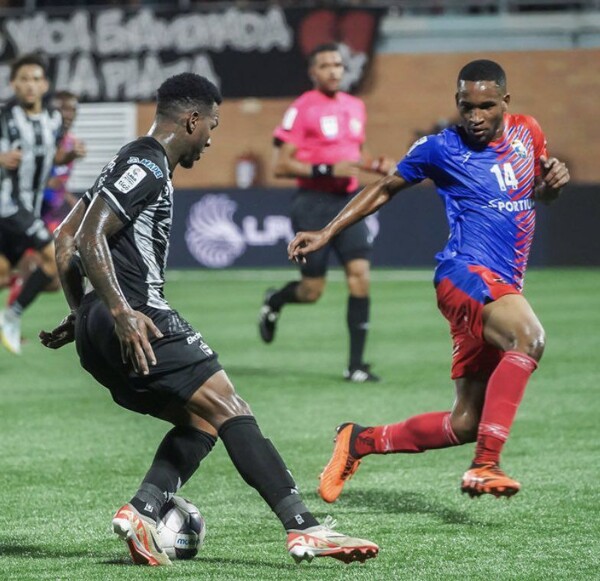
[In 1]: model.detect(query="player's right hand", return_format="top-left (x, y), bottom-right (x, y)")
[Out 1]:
top-left (0, 149), bottom-right (22, 170)
top-left (288, 230), bottom-right (328, 263)
top-left (114, 309), bottom-right (164, 376)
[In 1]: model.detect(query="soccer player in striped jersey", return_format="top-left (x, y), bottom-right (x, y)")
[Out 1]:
top-left (288, 60), bottom-right (569, 500)
top-left (40, 73), bottom-right (378, 566)
top-left (0, 54), bottom-right (79, 354)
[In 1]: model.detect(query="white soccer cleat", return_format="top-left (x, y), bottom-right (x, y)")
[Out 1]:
top-left (0, 309), bottom-right (22, 355)
top-left (112, 503), bottom-right (172, 566)
top-left (287, 516), bottom-right (378, 564)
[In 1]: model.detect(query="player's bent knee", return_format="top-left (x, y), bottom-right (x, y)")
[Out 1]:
top-left (45, 277), bottom-right (61, 292)
top-left (298, 285), bottom-right (323, 303)
top-left (304, 290), bottom-right (322, 303)
top-left (450, 413), bottom-right (479, 443)
top-left (187, 372), bottom-right (253, 427)
top-left (514, 328), bottom-right (546, 361)
top-left (524, 331), bottom-right (545, 361)
top-left (496, 323), bottom-right (545, 361)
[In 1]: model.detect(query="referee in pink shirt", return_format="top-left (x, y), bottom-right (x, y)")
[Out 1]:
top-left (259, 43), bottom-right (394, 382)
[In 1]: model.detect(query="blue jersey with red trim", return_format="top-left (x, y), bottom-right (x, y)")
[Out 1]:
top-left (397, 113), bottom-right (548, 290)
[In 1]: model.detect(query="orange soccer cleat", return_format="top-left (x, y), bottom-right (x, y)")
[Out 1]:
top-left (461, 463), bottom-right (521, 498)
top-left (318, 423), bottom-right (363, 503)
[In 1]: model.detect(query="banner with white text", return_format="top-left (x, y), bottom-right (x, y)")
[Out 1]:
top-left (0, 6), bottom-right (385, 102)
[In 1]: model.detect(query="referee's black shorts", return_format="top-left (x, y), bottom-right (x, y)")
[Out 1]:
top-left (291, 188), bottom-right (373, 278)
top-left (75, 292), bottom-right (223, 417)
top-left (0, 208), bottom-right (53, 265)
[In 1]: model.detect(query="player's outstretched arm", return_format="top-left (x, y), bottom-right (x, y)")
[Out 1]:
top-left (76, 197), bottom-right (163, 375)
top-left (288, 172), bottom-right (409, 262)
top-left (534, 156), bottom-right (570, 204)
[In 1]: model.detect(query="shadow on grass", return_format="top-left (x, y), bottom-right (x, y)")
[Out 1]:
top-left (0, 541), bottom-right (92, 559)
top-left (0, 545), bottom-right (311, 571)
top-left (314, 488), bottom-right (501, 527)
top-left (101, 555), bottom-right (338, 570)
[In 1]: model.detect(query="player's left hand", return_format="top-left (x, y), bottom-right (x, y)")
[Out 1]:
top-left (39, 313), bottom-right (76, 349)
top-left (539, 156), bottom-right (570, 192)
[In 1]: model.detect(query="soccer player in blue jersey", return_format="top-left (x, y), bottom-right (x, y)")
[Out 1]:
top-left (288, 60), bottom-right (570, 500)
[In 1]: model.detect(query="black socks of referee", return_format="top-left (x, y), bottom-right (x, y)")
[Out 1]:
top-left (268, 281), bottom-right (301, 311)
top-left (219, 415), bottom-right (318, 531)
top-left (347, 295), bottom-right (370, 370)
top-left (130, 426), bottom-right (216, 522)
top-left (10, 267), bottom-right (53, 315)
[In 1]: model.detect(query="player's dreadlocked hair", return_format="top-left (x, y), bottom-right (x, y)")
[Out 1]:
top-left (156, 73), bottom-right (222, 119)
top-left (10, 53), bottom-right (49, 81)
top-left (457, 60), bottom-right (507, 91)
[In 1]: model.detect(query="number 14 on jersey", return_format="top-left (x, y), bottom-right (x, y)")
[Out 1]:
top-left (491, 163), bottom-right (518, 191)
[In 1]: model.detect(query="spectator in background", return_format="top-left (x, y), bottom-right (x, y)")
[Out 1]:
top-left (42, 90), bottom-right (87, 231)
top-left (6, 90), bottom-right (87, 314)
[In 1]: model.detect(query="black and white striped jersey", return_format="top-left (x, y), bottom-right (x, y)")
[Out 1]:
top-left (0, 100), bottom-right (62, 218)
top-left (82, 136), bottom-right (173, 310)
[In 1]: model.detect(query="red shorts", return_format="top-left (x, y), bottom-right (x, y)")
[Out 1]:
top-left (434, 261), bottom-right (520, 380)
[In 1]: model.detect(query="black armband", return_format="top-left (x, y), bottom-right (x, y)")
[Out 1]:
top-left (311, 164), bottom-right (333, 178)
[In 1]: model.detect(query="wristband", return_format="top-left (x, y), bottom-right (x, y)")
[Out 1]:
top-left (311, 163), bottom-right (333, 178)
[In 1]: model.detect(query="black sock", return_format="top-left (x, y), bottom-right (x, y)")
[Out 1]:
top-left (218, 415), bottom-right (318, 531)
top-left (130, 426), bottom-right (216, 522)
top-left (347, 295), bottom-right (370, 369)
top-left (11, 267), bottom-right (53, 315)
top-left (268, 281), bottom-right (300, 312)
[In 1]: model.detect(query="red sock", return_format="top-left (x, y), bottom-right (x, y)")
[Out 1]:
top-left (354, 411), bottom-right (459, 457)
top-left (474, 350), bottom-right (538, 465)
top-left (7, 274), bottom-right (23, 306)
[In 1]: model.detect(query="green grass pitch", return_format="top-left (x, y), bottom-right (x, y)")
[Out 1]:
top-left (1, 268), bottom-right (598, 580)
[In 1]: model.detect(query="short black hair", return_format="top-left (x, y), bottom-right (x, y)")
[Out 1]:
top-left (308, 43), bottom-right (341, 66)
top-left (10, 53), bottom-right (49, 81)
top-left (156, 73), bottom-right (222, 119)
top-left (53, 90), bottom-right (78, 101)
top-left (457, 59), bottom-right (507, 91)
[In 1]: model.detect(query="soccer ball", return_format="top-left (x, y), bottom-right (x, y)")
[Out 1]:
top-left (156, 496), bottom-right (206, 560)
